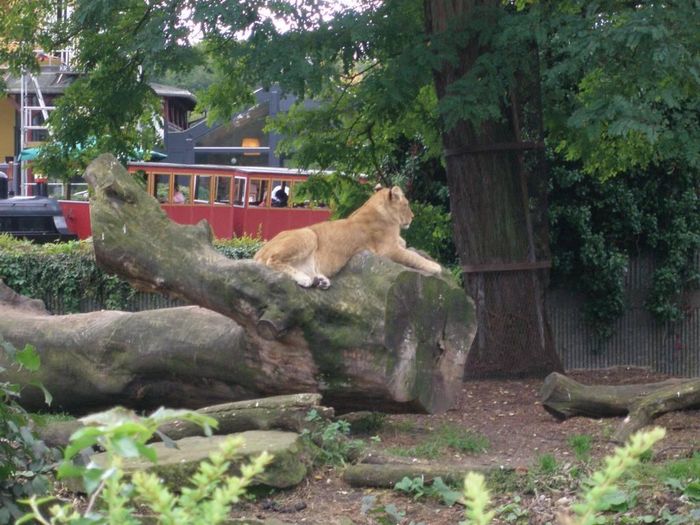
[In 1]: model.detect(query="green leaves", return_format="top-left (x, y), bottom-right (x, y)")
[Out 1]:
top-left (394, 475), bottom-right (462, 507)
top-left (549, 157), bottom-right (700, 336)
top-left (0, 338), bottom-right (57, 525)
top-left (15, 345), bottom-right (40, 372)
top-left (542, 1), bottom-right (700, 179)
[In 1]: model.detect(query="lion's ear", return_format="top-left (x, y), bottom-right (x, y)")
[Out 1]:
top-left (389, 186), bottom-right (402, 200)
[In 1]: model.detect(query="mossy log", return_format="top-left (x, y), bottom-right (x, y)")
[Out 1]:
top-left (540, 372), bottom-right (700, 442)
top-left (35, 393), bottom-right (333, 447)
top-left (0, 154), bottom-right (476, 414)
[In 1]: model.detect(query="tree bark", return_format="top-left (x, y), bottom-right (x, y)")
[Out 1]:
top-left (540, 372), bottom-right (700, 442)
top-left (424, 1), bottom-right (563, 377)
top-left (11, 153), bottom-right (476, 414)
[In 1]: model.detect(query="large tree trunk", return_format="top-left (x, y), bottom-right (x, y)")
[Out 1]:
top-left (425, 1), bottom-right (562, 377)
top-left (6, 153), bottom-right (475, 414)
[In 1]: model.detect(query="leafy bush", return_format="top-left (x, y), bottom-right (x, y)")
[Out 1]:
top-left (20, 406), bottom-right (272, 524)
top-left (0, 236), bottom-right (134, 312)
top-left (0, 339), bottom-right (58, 524)
top-left (303, 409), bottom-right (364, 466)
top-left (549, 160), bottom-right (700, 338)
top-left (292, 173), bottom-right (373, 219)
top-left (213, 235), bottom-right (263, 259)
top-left (401, 202), bottom-right (457, 266)
top-left (0, 235), bottom-right (262, 313)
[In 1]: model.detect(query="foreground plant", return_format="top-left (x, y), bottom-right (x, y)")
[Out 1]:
top-left (0, 339), bottom-right (58, 524)
top-left (19, 407), bottom-right (272, 524)
top-left (460, 427), bottom-right (667, 525)
top-left (564, 427), bottom-right (666, 525)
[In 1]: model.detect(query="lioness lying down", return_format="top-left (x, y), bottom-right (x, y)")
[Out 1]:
top-left (254, 186), bottom-right (442, 289)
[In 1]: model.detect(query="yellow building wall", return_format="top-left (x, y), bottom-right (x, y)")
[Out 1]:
top-left (0, 97), bottom-right (15, 161)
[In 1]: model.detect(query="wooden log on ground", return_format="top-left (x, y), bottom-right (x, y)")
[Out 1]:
top-left (342, 462), bottom-right (492, 488)
top-left (35, 393), bottom-right (334, 447)
top-left (0, 154), bottom-right (476, 414)
top-left (540, 372), bottom-right (700, 442)
top-left (157, 393), bottom-right (334, 440)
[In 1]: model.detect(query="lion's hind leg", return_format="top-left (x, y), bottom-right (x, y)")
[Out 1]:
top-left (256, 229), bottom-right (319, 288)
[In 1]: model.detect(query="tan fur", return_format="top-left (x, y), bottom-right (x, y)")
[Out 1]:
top-left (253, 186), bottom-right (442, 288)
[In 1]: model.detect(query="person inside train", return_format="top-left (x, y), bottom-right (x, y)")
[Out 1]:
top-left (173, 184), bottom-right (186, 204)
top-left (271, 183), bottom-right (289, 207)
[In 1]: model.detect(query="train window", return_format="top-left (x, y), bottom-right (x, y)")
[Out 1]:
top-left (153, 174), bottom-right (171, 203)
top-left (174, 174), bottom-right (192, 204)
top-left (233, 177), bottom-right (246, 206)
top-left (215, 176), bottom-right (232, 205)
top-left (270, 180), bottom-right (290, 208)
top-left (248, 179), bottom-right (269, 207)
top-left (194, 175), bottom-right (212, 204)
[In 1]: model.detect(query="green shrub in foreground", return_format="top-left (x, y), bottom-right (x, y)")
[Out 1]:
top-left (0, 339), bottom-right (58, 524)
top-left (20, 407), bottom-right (272, 525)
top-left (461, 427), bottom-right (667, 525)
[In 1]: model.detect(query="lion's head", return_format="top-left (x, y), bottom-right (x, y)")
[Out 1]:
top-left (386, 186), bottom-right (414, 229)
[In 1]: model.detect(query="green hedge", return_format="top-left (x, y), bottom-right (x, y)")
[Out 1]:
top-left (0, 235), bottom-right (262, 313)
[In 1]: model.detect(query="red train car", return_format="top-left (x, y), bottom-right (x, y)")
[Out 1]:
top-left (59, 162), bottom-right (331, 240)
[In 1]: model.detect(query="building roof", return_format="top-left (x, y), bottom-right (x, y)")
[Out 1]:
top-left (2, 67), bottom-right (196, 108)
top-left (149, 82), bottom-right (197, 107)
top-left (2, 66), bottom-right (79, 95)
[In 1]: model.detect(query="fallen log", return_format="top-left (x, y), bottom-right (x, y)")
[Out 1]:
top-left (1, 154), bottom-right (475, 414)
top-left (157, 393), bottom-right (334, 440)
top-left (342, 462), bottom-right (492, 488)
top-left (0, 281), bottom-right (254, 412)
top-left (540, 372), bottom-right (700, 442)
top-left (35, 393), bottom-right (333, 447)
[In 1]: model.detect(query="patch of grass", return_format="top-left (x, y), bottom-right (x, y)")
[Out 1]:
top-left (632, 452), bottom-right (697, 481)
top-left (536, 453), bottom-right (558, 474)
top-left (484, 468), bottom-right (522, 493)
top-left (387, 418), bottom-right (417, 433)
top-left (660, 452), bottom-right (700, 480)
top-left (568, 433), bottom-right (593, 461)
top-left (388, 440), bottom-right (442, 460)
top-left (387, 424), bottom-right (489, 459)
top-left (440, 424), bottom-right (490, 454)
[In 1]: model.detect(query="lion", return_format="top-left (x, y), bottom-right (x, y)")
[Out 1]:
top-left (253, 186), bottom-right (442, 289)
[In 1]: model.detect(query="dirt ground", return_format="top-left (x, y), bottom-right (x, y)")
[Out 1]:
top-left (233, 367), bottom-right (700, 525)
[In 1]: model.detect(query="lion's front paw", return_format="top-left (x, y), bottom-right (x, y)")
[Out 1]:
top-left (426, 261), bottom-right (442, 274)
top-left (312, 275), bottom-right (331, 289)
